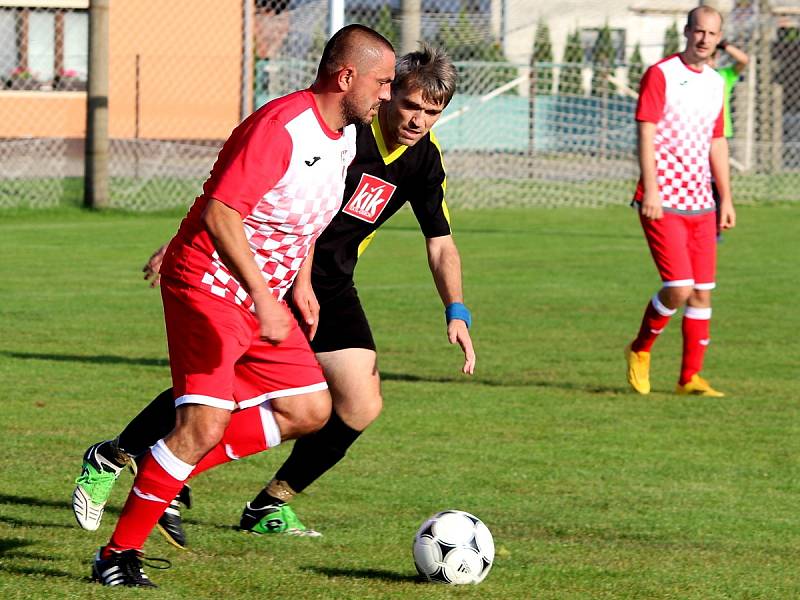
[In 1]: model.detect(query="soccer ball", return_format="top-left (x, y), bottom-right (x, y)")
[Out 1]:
top-left (412, 510), bottom-right (494, 585)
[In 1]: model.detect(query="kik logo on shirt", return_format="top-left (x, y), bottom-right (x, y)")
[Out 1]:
top-left (342, 174), bottom-right (397, 224)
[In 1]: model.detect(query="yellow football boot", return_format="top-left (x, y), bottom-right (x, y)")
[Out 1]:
top-left (675, 374), bottom-right (725, 397)
top-left (624, 344), bottom-right (651, 395)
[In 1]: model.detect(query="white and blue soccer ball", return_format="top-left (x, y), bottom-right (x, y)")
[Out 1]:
top-left (412, 509), bottom-right (494, 585)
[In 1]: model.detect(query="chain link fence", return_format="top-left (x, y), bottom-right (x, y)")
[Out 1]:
top-left (1, 0), bottom-right (798, 210)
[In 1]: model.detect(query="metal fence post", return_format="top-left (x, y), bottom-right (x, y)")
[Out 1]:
top-left (84, 0), bottom-right (110, 209)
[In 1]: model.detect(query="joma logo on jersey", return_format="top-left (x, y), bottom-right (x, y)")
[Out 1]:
top-left (342, 174), bottom-right (396, 223)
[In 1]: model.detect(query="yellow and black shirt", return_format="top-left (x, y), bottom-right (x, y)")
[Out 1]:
top-left (311, 114), bottom-right (452, 300)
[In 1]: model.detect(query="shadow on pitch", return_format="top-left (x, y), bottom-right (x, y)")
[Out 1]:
top-left (2, 350), bottom-right (167, 368)
top-left (0, 493), bottom-right (122, 528)
top-left (382, 371), bottom-right (626, 394)
top-left (0, 538), bottom-right (77, 580)
top-left (302, 565), bottom-right (419, 583)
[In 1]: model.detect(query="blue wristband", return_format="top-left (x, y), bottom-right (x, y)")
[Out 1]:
top-left (445, 302), bottom-right (472, 329)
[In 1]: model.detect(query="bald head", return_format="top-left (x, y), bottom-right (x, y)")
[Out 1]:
top-left (316, 24), bottom-right (395, 81)
top-left (686, 5), bottom-right (722, 30)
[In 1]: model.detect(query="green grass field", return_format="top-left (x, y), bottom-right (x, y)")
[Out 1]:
top-left (1, 204), bottom-right (798, 599)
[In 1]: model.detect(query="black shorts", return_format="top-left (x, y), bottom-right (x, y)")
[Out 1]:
top-left (309, 286), bottom-right (375, 353)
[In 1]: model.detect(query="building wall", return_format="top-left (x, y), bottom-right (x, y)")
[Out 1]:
top-left (504, 0), bottom-right (735, 69)
top-left (0, 0), bottom-right (244, 139)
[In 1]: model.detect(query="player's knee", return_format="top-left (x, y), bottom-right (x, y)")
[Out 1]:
top-left (690, 288), bottom-right (712, 306)
top-left (172, 409), bottom-right (229, 454)
top-left (294, 395), bottom-right (332, 436)
top-left (361, 392), bottom-right (384, 426)
top-left (661, 286), bottom-right (692, 308)
top-left (336, 391), bottom-right (383, 430)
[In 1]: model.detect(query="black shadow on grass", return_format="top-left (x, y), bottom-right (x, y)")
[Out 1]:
top-left (0, 538), bottom-right (76, 579)
top-left (0, 539), bottom-right (34, 555)
top-left (302, 565), bottom-right (419, 583)
top-left (0, 493), bottom-right (122, 527)
top-left (382, 371), bottom-right (627, 394)
top-left (379, 224), bottom-right (640, 240)
top-left (2, 350), bottom-right (167, 367)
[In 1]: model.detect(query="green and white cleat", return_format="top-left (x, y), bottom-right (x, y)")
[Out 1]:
top-left (72, 441), bottom-right (128, 531)
top-left (240, 502), bottom-right (322, 537)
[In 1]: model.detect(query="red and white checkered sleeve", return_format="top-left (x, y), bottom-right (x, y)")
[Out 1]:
top-left (712, 106), bottom-right (725, 138)
top-left (636, 66), bottom-right (666, 124)
top-left (203, 117), bottom-right (293, 217)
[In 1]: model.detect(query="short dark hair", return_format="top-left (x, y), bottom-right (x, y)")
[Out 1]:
top-left (393, 43), bottom-right (458, 108)
top-left (317, 24), bottom-right (394, 80)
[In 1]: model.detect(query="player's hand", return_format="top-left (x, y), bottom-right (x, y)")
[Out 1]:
top-left (719, 203), bottom-right (736, 230)
top-left (254, 297), bottom-right (292, 345)
top-left (291, 281), bottom-right (320, 341)
top-left (448, 320), bottom-right (476, 375)
top-left (640, 189), bottom-right (663, 221)
top-left (143, 244), bottom-right (168, 287)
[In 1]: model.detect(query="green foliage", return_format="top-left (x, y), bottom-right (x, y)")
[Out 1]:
top-left (628, 42), bottom-right (644, 92)
top-left (663, 20), bottom-right (681, 57)
top-left (531, 21), bottom-right (554, 96)
top-left (435, 7), bottom-right (517, 94)
top-left (591, 24), bottom-right (616, 96)
top-left (367, 4), bottom-right (400, 49)
top-left (559, 29), bottom-right (584, 96)
top-left (1, 205), bottom-right (799, 598)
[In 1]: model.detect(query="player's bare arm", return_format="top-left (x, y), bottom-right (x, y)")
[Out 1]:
top-left (720, 40), bottom-right (749, 74)
top-left (426, 235), bottom-right (476, 375)
top-left (142, 243), bottom-right (168, 287)
top-left (709, 137), bottom-right (736, 229)
top-left (291, 243), bottom-right (320, 341)
top-left (638, 121), bottom-right (662, 220)
top-left (202, 198), bottom-right (291, 344)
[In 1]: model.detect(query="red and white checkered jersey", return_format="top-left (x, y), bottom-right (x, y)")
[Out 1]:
top-left (161, 90), bottom-right (357, 308)
top-left (633, 54), bottom-right (724, 214)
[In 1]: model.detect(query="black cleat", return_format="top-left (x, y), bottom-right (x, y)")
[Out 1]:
top-left (156, 484), bottom-right (191, 549)
top-left (91, 548), bottom-right (163, 587)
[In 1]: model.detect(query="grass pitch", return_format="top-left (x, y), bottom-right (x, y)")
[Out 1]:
top-left (0, 204), bottom-right (798, 599)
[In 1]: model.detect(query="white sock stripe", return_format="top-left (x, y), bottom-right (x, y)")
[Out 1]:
top-left (684, 306), bottom-right (712, 320)
top-left (259, 401), bottom-right (282, 449)
top-left (224, 443), bottom-right (241, 461)
top-left (132, 485), bottom-right (169, 503)
top-left (151, 439), bottom-right (195, 481)
top-left (651, 293), bottom-right (677, 317)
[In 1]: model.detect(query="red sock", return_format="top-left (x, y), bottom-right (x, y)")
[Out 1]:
top-left (631, 294), bottom-right (677, 353)
top-left (680, 306), bottom-right (712, 385)
top-left (192, 404), bottom-right (275, 478)
top-left (105, 442), bottom-right (193, 554)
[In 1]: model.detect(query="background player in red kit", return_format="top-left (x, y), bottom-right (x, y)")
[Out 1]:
top-left (81, 25), bottom-right (395, 587)
top-left (625, 6), bottom-right (736, 397)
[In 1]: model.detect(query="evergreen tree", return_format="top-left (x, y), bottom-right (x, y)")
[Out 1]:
top-left (627, 42), bottom-right (644, 93)
top-left (531, 21), bottom-right (554, 96)
top-left (370, 5), bottom-right (400, 49)
top-left (591, 24), bottom-right (616, 96)
top-left (305, 26), bottom-right (327, 84)
top-left (434, 7), bottom-right (516, 94)
top-left (558, 29), bottom-right (583, 96)
top-left (663, 21), bottom-right (680, 57)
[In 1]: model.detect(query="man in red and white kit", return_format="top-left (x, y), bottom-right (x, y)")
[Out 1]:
top-left (625, 6), bottom-right (736, 397)
top-left (87, 25), bottom-right (395, 587)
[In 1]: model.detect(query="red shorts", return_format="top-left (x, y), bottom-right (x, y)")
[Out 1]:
top-left (161, 279), bottom-right (327, 411)
top-left (640, 210), bottom-right (716, 290)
